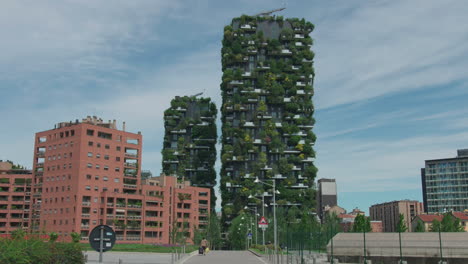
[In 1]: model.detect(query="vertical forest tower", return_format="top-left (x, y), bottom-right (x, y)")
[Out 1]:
top-left (220, 15), bottom-right (317, 224)
top-left (162, 96), bottom-right (218, 209)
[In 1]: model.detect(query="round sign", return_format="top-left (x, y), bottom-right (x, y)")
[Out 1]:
top-left (89, 225), bottom-right (116, 252)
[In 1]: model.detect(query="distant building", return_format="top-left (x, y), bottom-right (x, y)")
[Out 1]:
top-left (317, 178), bottom-right (337, 222)
top-left (421, 149), bottom-right (468, 213)
top-left (324, 205), bottom-right (346, 217)
top-left (337, 213), bottom-right (382, 232)
top-left (0, 162), bottom-right (32, 234)
top-left (349, 207), bottom-right (365, 216)
top-left (369, 200), bottom-right (424, 232)
top-left (411, 211), bottom-right (468, 232)
top-left (162, 96), bottom-right (217, 209)
top-left (30, 116), bottom-right (210, 243)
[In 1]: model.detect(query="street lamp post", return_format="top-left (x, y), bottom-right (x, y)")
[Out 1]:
top-left (245, 206), bottom-right (259, 246)
top-left (248, 194), bottom-right (268, 248)
top-left (254, 177), bottom-right (279, 264)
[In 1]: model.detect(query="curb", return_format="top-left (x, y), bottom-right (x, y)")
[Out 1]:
top-left (248, 249), bottom-right (264, 257)
top-left (177, 250), bottom-right (198, 264)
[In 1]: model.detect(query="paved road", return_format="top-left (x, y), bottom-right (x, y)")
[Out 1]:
top-left (184, 250), bottom-right (266, 264)
top-left (84, 251), bottom-right (172, 264)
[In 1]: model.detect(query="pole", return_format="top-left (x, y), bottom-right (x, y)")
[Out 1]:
top-left (99, 226), bottom-right (104, 263)
top-left (262, 194), bottom-right (266, 251)
top-left (331, 221), bottom-right (334, 264)
top-left (255, 207), bottom-right (258, 246)
top-left (363, 229), bottom-right (367, 264)
top-left (399, 229), bottom-right (402, 264)
top-left (439, 226), bottom-right (443, 263)
top-left (273, 180), bottom-right (278, 264)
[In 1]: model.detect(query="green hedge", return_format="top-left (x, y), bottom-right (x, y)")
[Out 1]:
top-left (0, 237), bottom-right (84, 264)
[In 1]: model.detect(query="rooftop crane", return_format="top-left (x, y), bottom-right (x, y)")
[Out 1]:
top-left (253, 7), bottom-right (286, 17)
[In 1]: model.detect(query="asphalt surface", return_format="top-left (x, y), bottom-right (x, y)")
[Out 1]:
top-left (84, 251), bottom-right (173, 264)
top-left (184, 250), bottom-right (266, 264)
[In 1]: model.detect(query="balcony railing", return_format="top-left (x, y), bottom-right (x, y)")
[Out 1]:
top-left (81, 214), bottom-right (90, 218)
top-left (82, 202), bottom-right (91, 206)
top-left (124, 163), bottom-right (137, 168)
top-left (124, 184), bottom-right (137, 189)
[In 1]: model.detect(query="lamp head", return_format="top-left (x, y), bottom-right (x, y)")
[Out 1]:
top-left (254, 177), bottom-right (260, 183)
top-left (248, 195), bottom-right (253, 198)
top-left (244, 206), bottom-right (248, 209)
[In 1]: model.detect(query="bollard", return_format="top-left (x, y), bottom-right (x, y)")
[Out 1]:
top-left (118, 259), bottom-right (123, 264)
top-left (84, 254), bottom-right (88, 262)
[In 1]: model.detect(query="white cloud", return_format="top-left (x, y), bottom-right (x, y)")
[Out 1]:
top-left (316, 131), bottom-right (468, 192)
top-left (312, 0), bottom-right (468, 109)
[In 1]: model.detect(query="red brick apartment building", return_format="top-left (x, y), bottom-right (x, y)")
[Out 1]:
top-left (30, 116), bottom-right (210, 243)
top-left (0, 162), bottom-right (32, 235)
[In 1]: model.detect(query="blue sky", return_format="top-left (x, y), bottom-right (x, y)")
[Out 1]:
top-left (1, 0), bottom-right (468, 213)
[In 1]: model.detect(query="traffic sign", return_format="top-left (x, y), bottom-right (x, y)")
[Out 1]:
top-left (258, 216), bottom-right (268, 229)
top-left (247, 232), bottom-right (253, 239)
top-left (89, 225), bottom-right (116, 253)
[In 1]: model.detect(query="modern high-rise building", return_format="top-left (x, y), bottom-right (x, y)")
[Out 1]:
top-left (162, 96), bottom-right (217, 208)
top-left (0, 161), bottom-right (32, 234)
top-left (421, 149), bottom-right (468, 213)
top-left (220, 14), bottom-right (317, 224)
top-left (30, 116), bottom-right (211, 243)
top-left (317, 178), bottom-right (337, 222)
top-left (369, 200), bottom-right (424, 232)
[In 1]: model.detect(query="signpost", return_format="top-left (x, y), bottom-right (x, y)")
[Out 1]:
top-left (89, 225), bottom-right (116, 263)
top-left (258, 216), bottom-right (268, 229)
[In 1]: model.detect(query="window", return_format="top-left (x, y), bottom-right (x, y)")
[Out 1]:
top-left (96, 154), bottom-right (101, 159)
top-left (104, 155), bottom-right (109, 160)
top-left (94, 186), bottom-right (98, 191)
top-left (97, 143), bottom-right (101, 148)
top-left (103, 176), bottom-right (108, 181)
top-left (96, 165), bottom-right (100, 169)
top-left (104, 166), bottom-right (109, 171)
top-left (87, 152), bottom-right (93, 157)
top-left (85, 186), bottom-right (91, 190)
top-left (88, 141), bottom-right (93, 146)
top-left (115, 167), bottom-right (120, 172)
top-left (116, 146), bottom-right (121, 151)
top-left (98, 132), bottom-right (112, 140)
top-left (87, 129), bottom-right (94, 136)
top-left (95, 176), bottom-right (99, 180)
top-left (105, 145), bottom-right (110, 150)
top-left (114, 178), bottom-right (120, 183)
top-left (87, 163), bottom-right (92, 168)
top-left (116, 157), bottom-right (120, 162)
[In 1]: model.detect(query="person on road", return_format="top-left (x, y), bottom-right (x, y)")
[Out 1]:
top-left (200, 237), bottom-right (209, 255)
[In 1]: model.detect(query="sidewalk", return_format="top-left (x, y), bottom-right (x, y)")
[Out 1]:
top-left (183, 250), bottom-right (266, 264)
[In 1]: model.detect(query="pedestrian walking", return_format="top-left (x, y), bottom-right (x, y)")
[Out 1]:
top-left (200, 237), bottom-right (209, 256)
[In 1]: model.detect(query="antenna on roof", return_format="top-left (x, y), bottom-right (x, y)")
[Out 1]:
top-left (253, 7), bottom-right (286, 17)
top-left (191, 91), bottom-right (204, 97)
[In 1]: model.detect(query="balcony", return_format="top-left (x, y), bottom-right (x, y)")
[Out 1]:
top-left (294, 34), bottom-right (305, 39)
top-left (125, 236), bottom-right (141, 241)
top-left (81, 214), bottom-right (90, 218)
top-left (36, 162), bottom-right (44, 167)
top-left (82, 202), bottom-right (91, 206)
top-left (124, 184), bottom-right (137, 189)
top-left (124, 173), bottom-right (137, 178)
top-left (124, 163), bottom-right (137, 168)
top-left (36, 151), bottom-right (45, 158)
top-left (281, 49), bottom-right (292, 55)
top-left (127, 215), bottom-right (142, 220)
top-left (125, 153), bottom-right (138, 158)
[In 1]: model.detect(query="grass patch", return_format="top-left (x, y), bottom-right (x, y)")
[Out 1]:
top-left (81, 243), bottom-right (198, 253)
